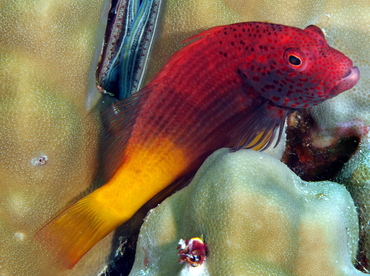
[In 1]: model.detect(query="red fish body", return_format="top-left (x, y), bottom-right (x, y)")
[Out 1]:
top-left (36, 22), bottom-right (359, 268)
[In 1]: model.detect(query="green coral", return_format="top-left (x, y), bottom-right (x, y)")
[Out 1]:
top-left (130, 149), bottom-right (361, 275)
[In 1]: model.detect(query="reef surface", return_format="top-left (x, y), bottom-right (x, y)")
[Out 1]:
top-left (130, 149), bottom-right (362, 276)
top-left (1, 0), bottom-right (369, 275)
top-left (0, 1), bottom-right (112, 275)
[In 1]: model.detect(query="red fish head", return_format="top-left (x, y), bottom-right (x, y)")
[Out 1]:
top-left (240, 24), bottom-right (360, 109)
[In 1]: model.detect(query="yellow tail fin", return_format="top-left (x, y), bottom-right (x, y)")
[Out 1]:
top-left (35, 194), bottom-right (123, 269)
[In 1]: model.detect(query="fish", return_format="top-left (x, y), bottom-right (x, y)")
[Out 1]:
top-left (35, 22), bottom-right (359, 269)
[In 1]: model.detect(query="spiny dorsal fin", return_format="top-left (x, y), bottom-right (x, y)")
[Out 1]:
top-left (150, 25), bottom-right (227, 83)
top-left (182, 25), bottom-right (227, 43)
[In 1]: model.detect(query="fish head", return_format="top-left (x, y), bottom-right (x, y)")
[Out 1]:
top-left (240, 24), bottom-right (360, 109)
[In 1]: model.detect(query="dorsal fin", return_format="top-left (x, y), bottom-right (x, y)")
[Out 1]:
top-left (149, 25), bottom-right (227, 83)
top-left (101, 87), bottom-right (149, 179)
top-left (182, 25), bottom-right (227, 43)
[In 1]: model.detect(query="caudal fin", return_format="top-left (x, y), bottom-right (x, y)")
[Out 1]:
top-left (35, 194), bottom-right (122, 269)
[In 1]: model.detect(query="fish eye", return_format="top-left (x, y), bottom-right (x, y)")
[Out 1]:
top-left (284, 49), bottom-right (307, 71)
top-left (288, 55), bottom-right (302, 67)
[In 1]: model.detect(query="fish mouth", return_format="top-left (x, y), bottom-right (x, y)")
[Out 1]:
top-left (341, 66), bottom-right (360, 81)
top-left (331, 66), bottom-right (360, 95)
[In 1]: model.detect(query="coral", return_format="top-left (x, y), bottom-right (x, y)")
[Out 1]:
top-left (130, 149), bottom-right (362, 275)
top-left (282, 110), bottom-right (360, 181)
top-left (0, 0), bottom-right (112, 275)
top-left (335, 134), bottom-right (370, 271)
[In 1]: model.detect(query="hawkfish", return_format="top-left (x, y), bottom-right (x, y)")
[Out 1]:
top-left (36, 22), bottom-right (359, 269)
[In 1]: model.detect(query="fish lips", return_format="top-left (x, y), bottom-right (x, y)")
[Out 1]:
top-left (331, 66), bottom-right (360, 96)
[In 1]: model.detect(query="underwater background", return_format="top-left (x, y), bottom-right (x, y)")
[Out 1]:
top-left (0, 0), bottom-right (369, 275)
